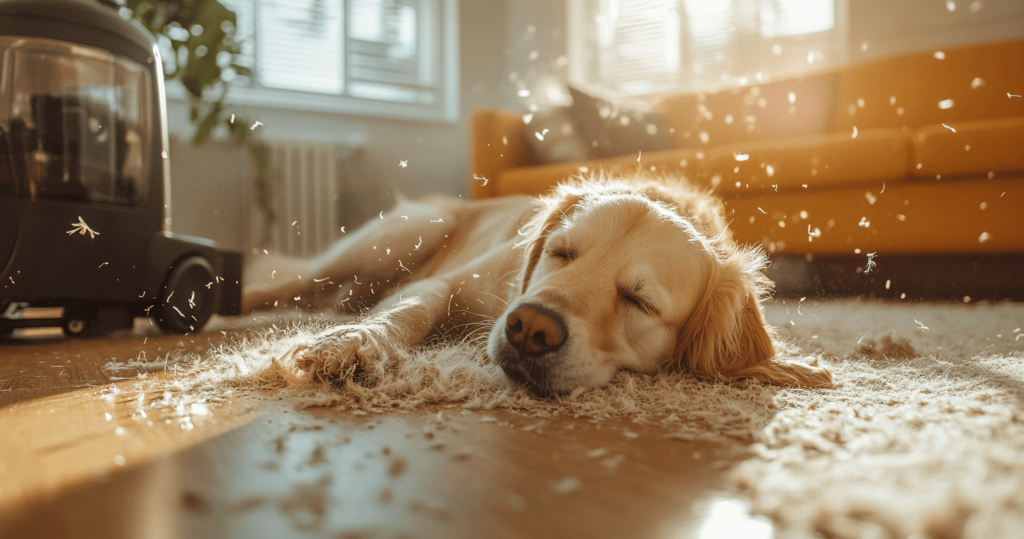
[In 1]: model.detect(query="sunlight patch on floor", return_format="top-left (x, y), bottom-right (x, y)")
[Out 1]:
top-left (695, 497), bottom-right (773, 539)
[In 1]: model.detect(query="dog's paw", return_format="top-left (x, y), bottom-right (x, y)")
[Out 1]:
top-left (292, 324), bottom-right (391, 383)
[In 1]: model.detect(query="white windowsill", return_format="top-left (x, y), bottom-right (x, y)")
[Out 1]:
top-left (164, 79), bottom-right (459, 124)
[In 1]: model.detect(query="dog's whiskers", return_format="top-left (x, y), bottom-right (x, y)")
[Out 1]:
top-left (475, 291), bottom-right (510, 307)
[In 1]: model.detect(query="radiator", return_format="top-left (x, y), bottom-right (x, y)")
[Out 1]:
top-left (250, 141), bottom-right (356, 258)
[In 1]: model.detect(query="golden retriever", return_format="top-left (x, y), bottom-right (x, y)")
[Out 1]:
top-left (242, 176), bottom-right (832, 396)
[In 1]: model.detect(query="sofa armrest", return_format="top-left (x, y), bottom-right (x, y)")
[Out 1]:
top-left (469, 109), bottom-right (533, 199)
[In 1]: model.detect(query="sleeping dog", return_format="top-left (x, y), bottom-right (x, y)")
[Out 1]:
top-left (243, 176), bottom-right (832, 396)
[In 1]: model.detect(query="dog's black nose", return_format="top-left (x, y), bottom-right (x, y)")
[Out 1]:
top-left (505, 304), bottom-right (566, 356)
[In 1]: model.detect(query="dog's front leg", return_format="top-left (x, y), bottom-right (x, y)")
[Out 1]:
top-left (291, 278), bottom-right (452, 384)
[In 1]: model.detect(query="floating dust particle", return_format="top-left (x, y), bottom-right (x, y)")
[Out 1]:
top-left (388, 456), bottom-right (407, 476)
top-left (601, 454), bottom-right (626, 471)
top-left (229, 496), bottom-right (267, 513)
top-left (277, 476), bottom-right (331, 531)
top-left (521, 421), bottom-right (544, 432)
top-left (379, 487), bottom-right (393, 504)
top-left (181, 490), bottom-right (212, 513)
top-left (308, 444), bottom-right (326, 465)
top-left (855, 334), bottom-right (917, 360)
top-left (864, 252), bottom-right (878, 273)
top-left (407, 499), bottom-right (454, 521)
top-left (66, 216), bottom-right (100, 238)
top-left (288, 424), bottom-right (324, 433)
top-left (552, 476), bottom-right (582, 496)
top-left (506, 492), bottom-right (527, 511)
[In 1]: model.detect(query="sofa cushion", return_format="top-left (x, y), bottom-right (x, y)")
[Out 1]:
top-left (832, 39), bottom-right (1024, 132)
top-left (523, 106), bottom-right (593, 165)
top-left (912, 115), bottom-right (1024, 178)
top-left (724, 177), bottom-right (1023, 255)
top-left (565, 84), bottom-right (674, 159)
top-left (700, 128), bottom-right (912, 194)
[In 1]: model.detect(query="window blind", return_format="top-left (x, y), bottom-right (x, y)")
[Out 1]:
top-left (256, 0), bottom-right (344, 94)
top-left (595, 0), bottom-right (681, 96)
top-left (218, 0), bottom-right (439, 103)
top-left (573, 0), bottom-right (839, 95)
top-left (347, 0), bottom-right (435, 103)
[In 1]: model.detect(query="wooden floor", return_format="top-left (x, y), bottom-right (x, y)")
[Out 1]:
top-left (0, 320), bottom-right (771, 539)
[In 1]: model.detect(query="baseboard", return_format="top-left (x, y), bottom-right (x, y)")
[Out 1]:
top-left (766, 253), bottom-right (1024, 301)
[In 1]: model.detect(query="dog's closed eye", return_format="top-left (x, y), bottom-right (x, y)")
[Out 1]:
top-left (617, 283), bottom-right (657, 315)
top-left (548, 244), bottom-right (580, 262)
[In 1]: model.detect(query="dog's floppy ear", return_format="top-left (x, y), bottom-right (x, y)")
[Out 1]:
top-left (672, 248), bottom-right (832, 387)
top-left (520, 189), bottom-right (583, 293)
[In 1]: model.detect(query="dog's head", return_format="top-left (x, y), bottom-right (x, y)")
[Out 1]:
top-left (486, 178), bottom-right (819, 396)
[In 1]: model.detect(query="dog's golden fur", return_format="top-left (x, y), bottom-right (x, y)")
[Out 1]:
top-left (243, 176), bottom-right (832, 395)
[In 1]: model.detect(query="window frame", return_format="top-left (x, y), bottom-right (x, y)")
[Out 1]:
top-left (164, 0), bottom-right (460, 123)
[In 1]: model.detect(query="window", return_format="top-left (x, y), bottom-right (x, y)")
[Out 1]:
top-left (175, 0), bottom-right (458, 122)
top-left (568, 0), bottom-right (846, 96)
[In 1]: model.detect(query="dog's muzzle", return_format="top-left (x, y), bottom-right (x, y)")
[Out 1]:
top-left (495, 303), bottom-right (568, 397)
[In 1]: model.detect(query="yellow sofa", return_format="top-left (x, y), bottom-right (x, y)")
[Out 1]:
top-left (469, 39), bottom-right (1024, 257)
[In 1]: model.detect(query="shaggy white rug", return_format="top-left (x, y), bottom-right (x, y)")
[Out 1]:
top-left (132, 299), bottom-right (1024, 539)
top-left (740, 299), bottom-right (1024, 539)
